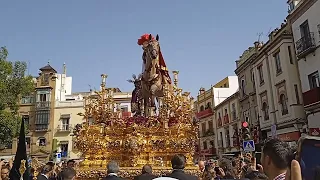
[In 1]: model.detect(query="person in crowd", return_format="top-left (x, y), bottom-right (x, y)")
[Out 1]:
top-left (198, 161), bottom-right (205, 173)
top-left (0, 160), bottom-right (9, 180)
top-left (37, 164), bottom-right (54, 180)
top-left (61, 167), bottom-right (76, 180)
top-left (202, 164), bottom-right (216, 180)
top-left (260, 138), bottom-right (292, 180)
top-left (244, 171), bottom-right (268, 180)
top-left (102, 161), bottom-right (124, 180)
top-left (67, 160), bottom-right (75, 168)
top-left (167, 154), bottom-right (197, 180)
top-left (133, 164), bottom-right (157, 180)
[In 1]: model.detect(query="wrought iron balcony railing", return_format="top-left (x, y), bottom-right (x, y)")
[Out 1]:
top-left (296, 32), bottom-right (316, 58)
top-left (57, 124), bottom-right (73, 132)
top-left (36, 101), bottom-right (50, 109)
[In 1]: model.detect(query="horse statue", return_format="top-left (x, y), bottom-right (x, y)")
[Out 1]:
top-left (127, 74), bottom-right (143, 116)
top-left (137, 34), bottom-right (172, 116)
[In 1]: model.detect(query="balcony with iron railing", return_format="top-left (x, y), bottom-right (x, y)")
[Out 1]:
top-left (201, 129), bottom-right (215, 137)
top-left (296, 32), bottom-right (316, 58)
top-left (303, 87), bottom-right (320, 107)
top-left (57, 124), bottom-right (73, 132)
top-left (34, 124), bottom-right (49, 132)
top-left (196, 108), bottom-right (213, 119)
top-left (36, 101), bottom-right (50, 109)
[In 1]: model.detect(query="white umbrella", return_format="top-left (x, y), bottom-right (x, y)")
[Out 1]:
top-left (153, 177), bottom-right (178, 180)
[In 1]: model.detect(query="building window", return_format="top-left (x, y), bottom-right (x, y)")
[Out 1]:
top-left (308, 71), bottom-right (320, 89)
top-left (251, 70), bottom-right (256, 91)
top-left (225, 128), bottom-right (230, 147)
top-left (60, 143), bottom-right (69, 157)
top-left (288, 46), bottom-right (294, 64)
top-left (262, 102), bottom-right (269, 121)
top-left (220, 132), bottom-right (224, 147)
top-left (231, 103), bottom-right (236, 121)
top-left (223, 83), bottom-right (227, 87)
top-left (258, 65), bottom-right (264, 84)
top-left (38, 137), bottom-right (46, 146)
top-left (61, 118), bottom-right (70, 131)
top-left (203, 141), bottom-right (208, 150)
top-left (274, 52), bottom-right (282, 74)
top-left (300, 20), bottom-right (310, 38)
top-left (26, 137), bottom-right (31, 149)
top-left (41, 73), bottom-right (50, 86)
top-left (200, 105), bottom-right (204, 112)
top-left (35, 110), bottom-right (50, 131)
top-left (201, 122), bottom-right (206, 135)
top-left (241, 79), bottom-right (246, 95)
top-left (294, 84), bottom-right (300, 104)
top-left (21, 96), bottom-right (35, 104)
top-left (208, 121), bottom-right (213, 132)
top-left (206, 102), bottom-right (211, 109)
top-left (279, 94), bottom-right (288, 115)
top-left (22, 115), bottom-right (29, 128)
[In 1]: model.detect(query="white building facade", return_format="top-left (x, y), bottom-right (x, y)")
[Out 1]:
top-left (214, 91), bottom-right (241, 157)
top-left (287, 0), bottom-right (320, 136)
top-left (196, 76), bottom-right (238, 160)
top-left (252, 24), bottom-right (306, 144)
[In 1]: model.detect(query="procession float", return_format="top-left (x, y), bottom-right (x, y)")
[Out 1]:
top-left (34, 34), bottom-right (199, 179)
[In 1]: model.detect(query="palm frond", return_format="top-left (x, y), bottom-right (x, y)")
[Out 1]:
top-left (127, 79), bottom-right (134, 83)
top-left (132, 74), bottom-right (137, 80)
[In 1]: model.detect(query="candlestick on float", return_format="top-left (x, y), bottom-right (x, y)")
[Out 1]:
top-left (172, 70), bottom-right (179, 86)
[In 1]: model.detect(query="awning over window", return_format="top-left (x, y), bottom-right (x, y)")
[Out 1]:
top-left (60, 114), bottom-right (70, 119)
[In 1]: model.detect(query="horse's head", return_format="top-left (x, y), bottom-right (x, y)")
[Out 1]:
top-left (143, 34), bottom-right (160, 60)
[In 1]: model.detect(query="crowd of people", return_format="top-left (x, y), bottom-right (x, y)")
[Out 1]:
top-left (0, 139), bottom-right (307, 180)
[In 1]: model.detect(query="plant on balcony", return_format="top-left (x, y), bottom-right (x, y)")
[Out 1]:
top-left (0, 47), bottom-right (34, 146)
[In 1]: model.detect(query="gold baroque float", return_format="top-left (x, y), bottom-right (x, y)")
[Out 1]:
top-left (72, 34), bottom-right (199, 179)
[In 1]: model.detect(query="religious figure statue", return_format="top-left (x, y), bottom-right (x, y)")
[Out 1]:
top-left (127, 74), bottom-right (143, 116)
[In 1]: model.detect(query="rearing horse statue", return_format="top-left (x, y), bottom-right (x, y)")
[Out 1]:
top-left (138, 34), bottom-right (172, 116)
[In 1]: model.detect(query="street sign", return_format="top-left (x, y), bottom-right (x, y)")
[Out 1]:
top-left (243, 140), bottom-right (255, 152)
top-left (56, 153), bottom-right (61, 163)
top-left (271, 124), bottom-right (277, 138)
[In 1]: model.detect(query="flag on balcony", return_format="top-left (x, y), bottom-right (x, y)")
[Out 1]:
top-left (9, 117), bottom-right (29, 180)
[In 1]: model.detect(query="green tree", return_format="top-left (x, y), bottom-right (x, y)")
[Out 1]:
top-left (0, 46), bottom-right (34, 147)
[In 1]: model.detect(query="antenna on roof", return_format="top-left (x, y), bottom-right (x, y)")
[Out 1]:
top-left (266, 27), bottom-right (272, 36)
top-left (257, 32), bottom-right (263, 42)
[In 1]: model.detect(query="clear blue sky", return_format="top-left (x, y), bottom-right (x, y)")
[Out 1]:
top-left (0, 1), bottom-right (288, 96)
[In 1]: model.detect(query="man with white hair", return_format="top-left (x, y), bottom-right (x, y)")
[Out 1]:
top-left (198, 161), bottom-right (205, 173)
top-left (102, 161), bottom-right (124, 180)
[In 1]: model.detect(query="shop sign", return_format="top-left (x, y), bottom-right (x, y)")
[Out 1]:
top-left (309, 128), bottom-right (320, 136)
top-left (277, 132), bottom-right (300, 141)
